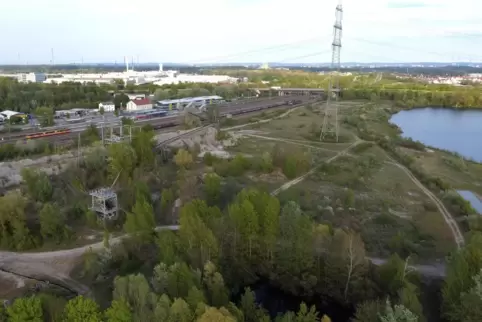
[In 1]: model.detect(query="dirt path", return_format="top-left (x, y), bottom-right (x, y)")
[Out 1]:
top-left (0, 225), bottom-right (180, 296)
top-left (224, 103), bottom-right (306, 131)
top-left (239, 133), bottom-right (341, 153)
top-left (271, 139), bottom-right (362, 196)
top-left (385, 160), bottom-right (465, 248)
top-left (368, 257), bottom-right (446, 278)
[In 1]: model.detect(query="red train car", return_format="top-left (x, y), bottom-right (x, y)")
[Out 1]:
top-left (25, 128), bottom-right (72, 140)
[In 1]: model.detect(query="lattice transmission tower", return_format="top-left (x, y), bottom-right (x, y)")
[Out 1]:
top-left (320, 1), bottom-right (343, 142)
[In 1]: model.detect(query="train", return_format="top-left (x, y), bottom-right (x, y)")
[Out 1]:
top-left (25, 128), bottom-right (72, 140)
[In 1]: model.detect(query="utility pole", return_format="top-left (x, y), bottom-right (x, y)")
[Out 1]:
top-left (320, 1), bottom-right (343, 142)
top-left (77, 132), bottom-right (81, 167)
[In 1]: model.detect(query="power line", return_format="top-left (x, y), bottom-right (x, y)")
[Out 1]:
top-left (187, 35), bottom-right (331, 64)
top-left (348, 37), bottom-right (482, 62)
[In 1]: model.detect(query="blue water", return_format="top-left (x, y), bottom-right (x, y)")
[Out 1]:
top-left (457, 190), bottom-right (482, 214)
top-left (390, 108), bottom-right (482, 162)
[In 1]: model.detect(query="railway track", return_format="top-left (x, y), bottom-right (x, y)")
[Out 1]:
top-left (0, 97), bottom-right (311, 146)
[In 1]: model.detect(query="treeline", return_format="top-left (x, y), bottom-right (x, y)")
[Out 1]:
top-left (4, 185), bottom-right (482, 321)
top-left (0, 77), bottom-right (252, 113)
top-left (342, 86), bottom-right (482, 109)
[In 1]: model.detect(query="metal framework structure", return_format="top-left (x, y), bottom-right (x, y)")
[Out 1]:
top-left (89, 188), bottom-right (118, 220)
top-left (103, 123), bottom-right (133, 145)
top-left (320, 1), bottom-right (343, 142)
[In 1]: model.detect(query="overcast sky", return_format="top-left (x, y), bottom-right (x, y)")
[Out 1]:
top-left (1, 0), bottom-right (481, 64)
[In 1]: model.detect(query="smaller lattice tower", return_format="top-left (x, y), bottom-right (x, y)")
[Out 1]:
top-left (89, 188), bottom-right (118, 220)
top-left (320, 1), bottom-right (343, 142)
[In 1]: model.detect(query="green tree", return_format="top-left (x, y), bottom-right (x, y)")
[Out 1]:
top-left (63, 296), bottom-right (102, 322)
top-left (179, 201), bottom-right (219, 269)
top-left (169, 298), bottom-right (193, 322)
top-left (0, 191), bottom-right (34, 250)
top-left (203, 261), bottom-right (229, 307)
top-left (174, 149), bottom-right (193, 169)
top-left (7, 297), bottom-right (43, 322)
top-left (107, 142), bottom-right (137, 185)
top-left (379, 299), bottom-right (418, 322)
top-left (105, 299), bottom-right (133, 322)
top-left (34, 106), bottom-right (55, 127)
top-left (152, 262), bottom-right (201, 299)
top-left (99, 107), bottom-right (105, 115)
top-left (124, 194), bottom-right (155, 242)
top-left (114, 94), bottom-right (130, 109)
top-left (197, 307), bottom-right (236, 322)
top-left (113, 274), bottom-right (158, 321)
top-left (442, 232), bottom-right (482, 320)
top-left (39, 203), bottom-right (68, 243)
top-left (353, 300), bottom-right (383, 322)
top-left (457, 269), bottom-right (482, 321)
top-left (156, 230), bottom-right (180, 265)
top-left (399, 283), bottom-right (425, 322)
top-left (240, 288), bottom-right (268, 322)
top-left (294, 303), bottom-right (319, 322)
top-left (204, 173), bottom-right (221, 206)
top-left (38, 293), bottom-right (67, 322)
top-left (21, 168), bottom-right (53, 202)
top-left (131, 129), bottom-right (155, 168)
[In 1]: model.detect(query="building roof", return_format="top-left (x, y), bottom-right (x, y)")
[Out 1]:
top-left (130, 98), bottom-right (151, 106)
top-left (0, 110), bottom-right (21, 118)
top-left (100, 101), bottom-right (114, 105)
top-left (156, 95), bottom-right (223, 105)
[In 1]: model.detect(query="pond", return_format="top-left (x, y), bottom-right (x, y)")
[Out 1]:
top-left (390, 108), bottom-right (482, 162)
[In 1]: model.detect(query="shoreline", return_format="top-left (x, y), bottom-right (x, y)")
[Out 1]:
top-left (388, 108), bottom-right (482, 165)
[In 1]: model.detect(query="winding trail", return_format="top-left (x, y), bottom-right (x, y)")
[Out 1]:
top-left (271, 138), bottom-right (361, 196)
top-left (384, 159), bottom-right (465, 248)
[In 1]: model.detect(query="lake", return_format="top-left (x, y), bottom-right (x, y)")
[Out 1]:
top-left (390, 107), bottom-right (482, 162)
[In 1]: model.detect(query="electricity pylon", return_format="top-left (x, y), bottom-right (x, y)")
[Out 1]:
top-left (320, 1), bottom-right (343, 142)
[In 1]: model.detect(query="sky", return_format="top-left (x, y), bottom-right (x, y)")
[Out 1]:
top-left (1, 0), bottom-right (482, 64)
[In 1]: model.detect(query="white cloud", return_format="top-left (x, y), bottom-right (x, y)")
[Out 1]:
top-left (1, 0), bottom-right (481, 64)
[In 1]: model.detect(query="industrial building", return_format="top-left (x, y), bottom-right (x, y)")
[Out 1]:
top-left (156, 95), bottom-right (223, 109)
top-left (126, 93), bottom-right (146, 100)
top-left (98, 102), bottom-right (115, 112)
top-left (17, 72), bottom-right (46, 83)
top-left (126, 98), bottom-right (153, 111)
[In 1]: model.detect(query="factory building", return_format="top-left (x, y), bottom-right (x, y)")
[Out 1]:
top-left (126, 98), bottom-right (153, 111)
top-left (98, 102), bottom-right (115, 112)
top-left (17, 72), bottom-right (46, 83)
top-left (156, 95), bottom-right (223, 109)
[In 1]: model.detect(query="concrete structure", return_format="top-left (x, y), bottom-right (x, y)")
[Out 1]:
top-left (18, 72), bottom-right (46, 83)
top-left (98, 102), bottom-right (115, 112)
top-left (126, 98), bottom-right (153, 111)
top-left (126, 93), bottom-right (146, 100)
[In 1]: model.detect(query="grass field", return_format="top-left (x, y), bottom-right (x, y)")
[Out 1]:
top-left (400, 147), bottom-right (482, 195)
top-left (224, 100), bottom-right (468, 260)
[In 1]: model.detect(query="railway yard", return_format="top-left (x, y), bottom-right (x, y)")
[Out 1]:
top-left (0, 96), bottom-right (308, 145)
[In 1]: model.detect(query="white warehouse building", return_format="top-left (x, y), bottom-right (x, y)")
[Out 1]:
top-left (18, 72), bottom-right (46, 83)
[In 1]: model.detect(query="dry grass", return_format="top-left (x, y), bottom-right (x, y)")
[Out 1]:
top-left (401, 147), bottom-right (482, 195)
